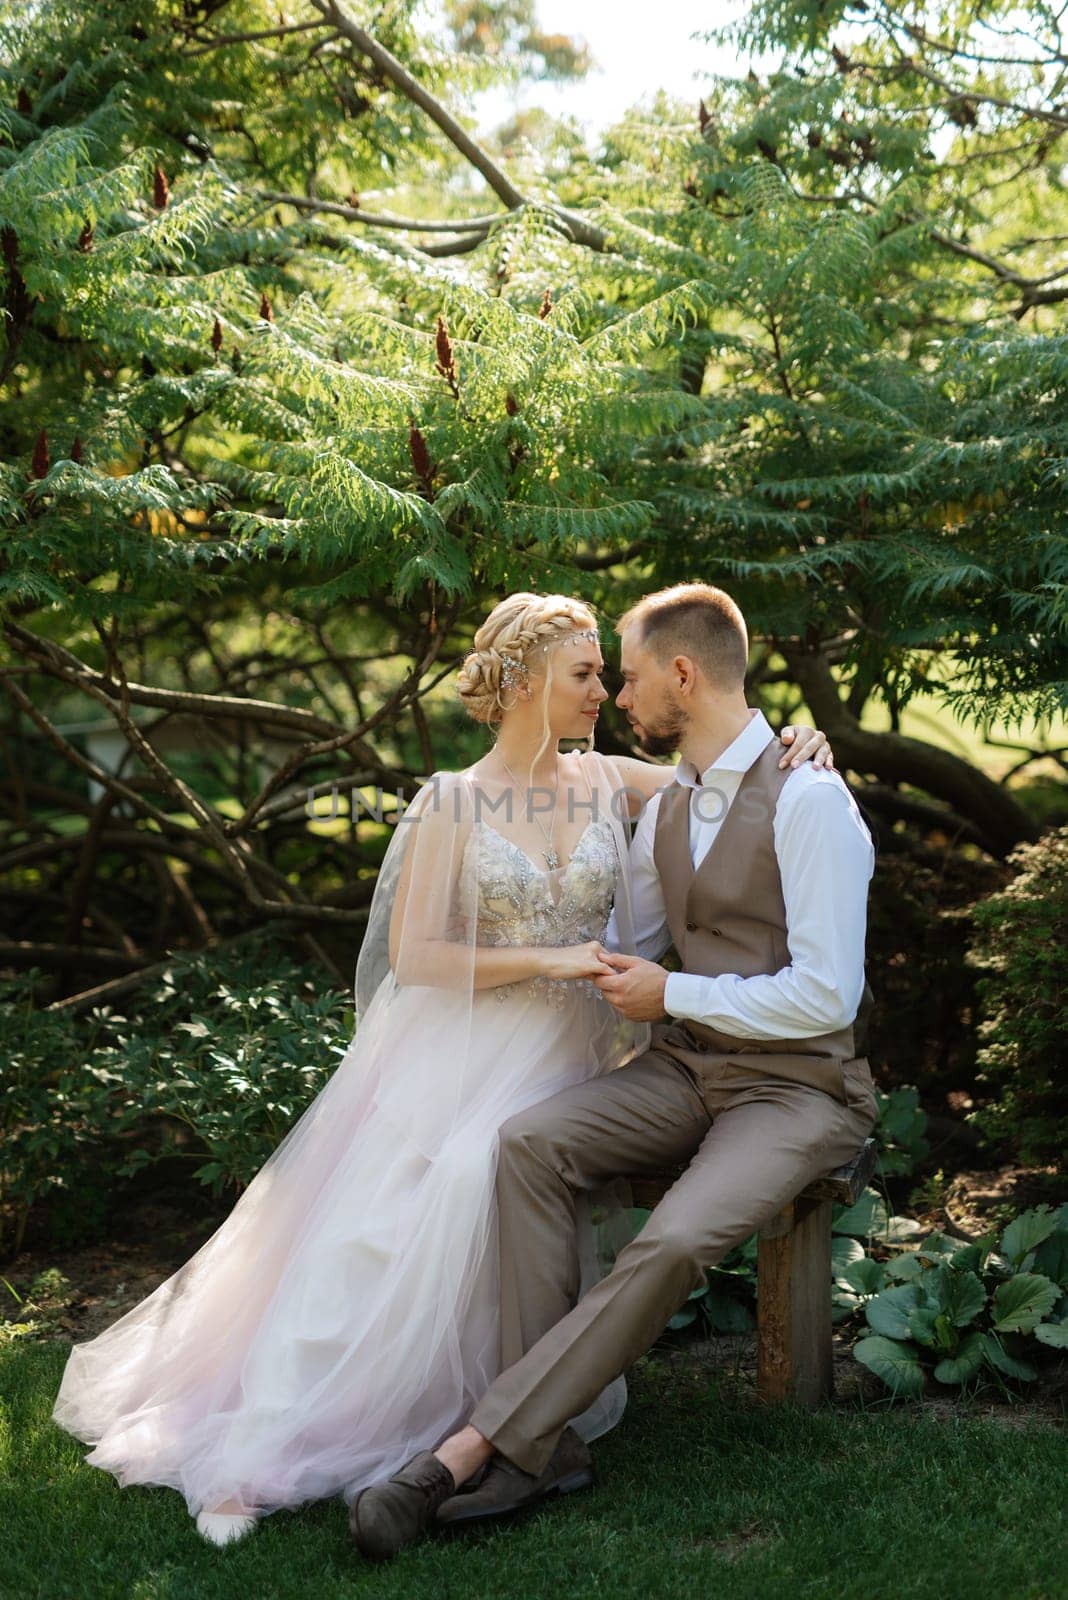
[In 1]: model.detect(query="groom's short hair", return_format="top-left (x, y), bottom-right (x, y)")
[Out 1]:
top-left (617, 583), bottom-right (748, 688)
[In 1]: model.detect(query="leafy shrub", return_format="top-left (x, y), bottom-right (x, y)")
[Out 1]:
top-left (872, 1086), bottom-right (929, 1179)
top-left (850, 1205), bottom-right (1068, 1396)
top-left (0, 983), bottom-right (120, 1253)
top-left (865, 845), bottom-right (1009, 1096)
top-left (967, 827), bottom-right (1068, 1168)
top-left (668, 1231), bottom-right (759, 1336)
top-left (0, 932), bottom-right (353, 1252)
top-left (633, 1175), bottom-right (927, 1341)
top-left (109, 954), bottom-right (351, 1194)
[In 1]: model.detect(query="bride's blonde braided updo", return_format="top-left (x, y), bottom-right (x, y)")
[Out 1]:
top-left (457, 592), bottom-right (599, 725)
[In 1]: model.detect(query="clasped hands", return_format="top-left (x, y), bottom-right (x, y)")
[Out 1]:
top-left (590, 946), bottom-right (669, 1021)
top-left (544, 941), bottom-right (667, 1019)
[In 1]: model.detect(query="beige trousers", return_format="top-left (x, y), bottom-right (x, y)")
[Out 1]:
top-left (470, 1023), bottom-right (878, 1476)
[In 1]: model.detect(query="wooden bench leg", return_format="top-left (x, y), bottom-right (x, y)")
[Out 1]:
top-left (756, 1194), bottom-right (834, 1407)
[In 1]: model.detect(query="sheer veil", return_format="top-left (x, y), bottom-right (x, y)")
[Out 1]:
top-left (355, 754), bottom-right (649, 1151)
top-left (52, 743), bottom-right (649, 1512)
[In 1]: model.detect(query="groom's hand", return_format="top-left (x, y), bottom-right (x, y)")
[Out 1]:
top-left (593, 953), bottom-right (669, 1021)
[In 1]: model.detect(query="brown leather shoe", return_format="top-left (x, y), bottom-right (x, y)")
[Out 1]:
top-left (349, 1450), bottom-right (455, 1561)
top-left (435, 1427), bottom-right (593, 1530)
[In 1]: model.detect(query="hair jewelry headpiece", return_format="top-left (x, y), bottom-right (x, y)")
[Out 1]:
top-left (499, 654), bottom-right (529, 689)
top-left (497, 627), bottom-right (599, 693)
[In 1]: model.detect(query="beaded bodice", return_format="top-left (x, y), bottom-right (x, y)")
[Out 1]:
top-left (468, 818), bottom-right (617, 946)
top-left (459, 818), bottom-right (619, 1005)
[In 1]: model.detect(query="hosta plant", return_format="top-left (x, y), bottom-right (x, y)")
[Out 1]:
top-left (850, 1205), bottom-right (1068, 1397)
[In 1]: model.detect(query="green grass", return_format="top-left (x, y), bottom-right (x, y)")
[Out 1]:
top-left (3, 1343), bottom-right (1065, 1600)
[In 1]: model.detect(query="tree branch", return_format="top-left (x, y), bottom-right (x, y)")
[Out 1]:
top-left (0, 671), bottom-right (187, 837)
top-left (256, 190), bottom-right (502, 233)
top-left (780, 646), bottom-right (1039, 857)
top-left (852, 782), bottom-right (990, 850)
top-left (306, 0), bottom-right (610, 252)
top-left (0, 939), bottom-right (146, 975)
top-left (2, 619), bottom-right (379, 758)
top-left (310, 0), bottom-right (525, 208)
top-left (227, 604), bottom-right (456, 834)
top-left (185, 17), bottom-right (334, 55)
top-left (572, 540), bottom-right (647, 571)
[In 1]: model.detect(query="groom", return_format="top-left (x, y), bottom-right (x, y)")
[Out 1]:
top-left (350, 582), bottom-right (879, 1560)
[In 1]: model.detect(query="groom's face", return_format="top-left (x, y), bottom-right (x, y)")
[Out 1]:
top-left (616, 624), bottom-right (688, 757)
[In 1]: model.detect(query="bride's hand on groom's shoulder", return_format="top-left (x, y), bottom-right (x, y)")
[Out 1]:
top-left (593, 953), bottom-right (670, 1021)
top-left (780, 724), bottom-right (834, 770)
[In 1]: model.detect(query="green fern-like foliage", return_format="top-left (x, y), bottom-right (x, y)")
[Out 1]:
top-left (0, 4), bottom-right (665, 633)
top-left (1, 0), bottom-right (1064, 732)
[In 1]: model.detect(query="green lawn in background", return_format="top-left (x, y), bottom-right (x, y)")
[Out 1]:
top-left (859, 696), bottom-right (1068, 783)
top-left (3, 1340), bottom-right (1064, 1600)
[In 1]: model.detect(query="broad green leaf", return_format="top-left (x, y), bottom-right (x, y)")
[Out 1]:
top-left (884, 1252), bottom-right (923, 1282)
top-left (980, 1333), bottom-right (1037, 1382)
top-left (917, 1231), bottom-right (957, 1262)
top-left (667, 1304), bottom-right (697, 1331)
top-left (999, 1207), bottom-right (1059, 1267)
top-left (1034, 1322), bottom-right (1068, 1349)
top-left (934, 1331), bottom-right (985, 1385)
top-left (907, 1307), bottom-right (942, 1348)
top-left (832, 1296), bottom-right (861, 1324)
top-left (992, 1273), bottom-right (1060, 1334)
top-left (831, 1236), bottom-right (865, 1276)
top-left (841, 1258), bottom-right (885, 1296)
top-left (1031, 1230), bottom-right (1068, 1289)
top-left (949, 1243), bottom-right (986, 1273)
top-left (703, 1288), bottom-right (754, 1334)
top-left (883, 1215), bottom-right (924, 1242)
top-left (922, 1266), bottom-right (986, 1327)
top-left (853, 1335), bottom-right (925, 1397)
top-left (832, 1188), bottom-right (888, 1238)
top-left (865, 1283), bottom-right (922, 1340)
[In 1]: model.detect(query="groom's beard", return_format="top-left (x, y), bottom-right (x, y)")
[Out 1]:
top-left (633, 697), bottom-right (688, 757)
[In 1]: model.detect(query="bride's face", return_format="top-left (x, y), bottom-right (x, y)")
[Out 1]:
top-left (516, 634), bottom-right (609, 741)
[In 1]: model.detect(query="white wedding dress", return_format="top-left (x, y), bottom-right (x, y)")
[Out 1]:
top-left (52, 760), bottom-right (647, 1520)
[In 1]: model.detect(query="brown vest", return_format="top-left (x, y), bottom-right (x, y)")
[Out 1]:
top-left (652, 737), bottom-right (873, 1072)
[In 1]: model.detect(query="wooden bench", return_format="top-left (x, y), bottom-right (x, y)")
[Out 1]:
top-left (628, 1136), bottom-right (877, 1406)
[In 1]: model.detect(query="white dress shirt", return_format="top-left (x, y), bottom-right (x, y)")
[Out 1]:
top-left (606, 711), bottom-right (874, 1039)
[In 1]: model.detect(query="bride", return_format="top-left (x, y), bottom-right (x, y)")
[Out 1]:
top-left (51, 591), bottom-right (830, 1545)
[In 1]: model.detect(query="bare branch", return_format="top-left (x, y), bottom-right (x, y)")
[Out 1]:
top-left (257, 189), bottom-right (503, 233)
top-left (228, 606), bottom-right (457, 834)
top-left (421, 230), bottom-right (492, 257)
top-left (306, 1), bottom-right (610, 252)
top-left (572, 540), bottom-right (647, 571)
top-left (185, 18), bottom-right (334, 55)
top-left (780, 645), bottom-right (1039, 857)
top-left (928, 228), bottom-right (1029, 285)
top-left (0, 939), bottom-right (144, 974)
top-left (309, 0), bottom-right (525, 208)
top-left (2, 619), bottom-right (376, 753)
top-left (0, 672), bottom-right (184, 836)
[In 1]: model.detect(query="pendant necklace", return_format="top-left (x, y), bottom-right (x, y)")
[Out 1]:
top-left (499, 757), bottom-right (560, 870)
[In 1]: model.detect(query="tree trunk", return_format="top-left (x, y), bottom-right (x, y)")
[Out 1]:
top-left (782, 647), bottom-right (1038, 858)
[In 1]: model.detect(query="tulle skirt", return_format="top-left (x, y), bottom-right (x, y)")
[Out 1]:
top-left (52, 976), bottom-right (631, 1518)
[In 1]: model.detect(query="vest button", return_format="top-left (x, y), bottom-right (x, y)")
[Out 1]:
top-left (685, 920), bottom-right (698, 932)
top-left (710, 927), bottom-right (723, 937)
